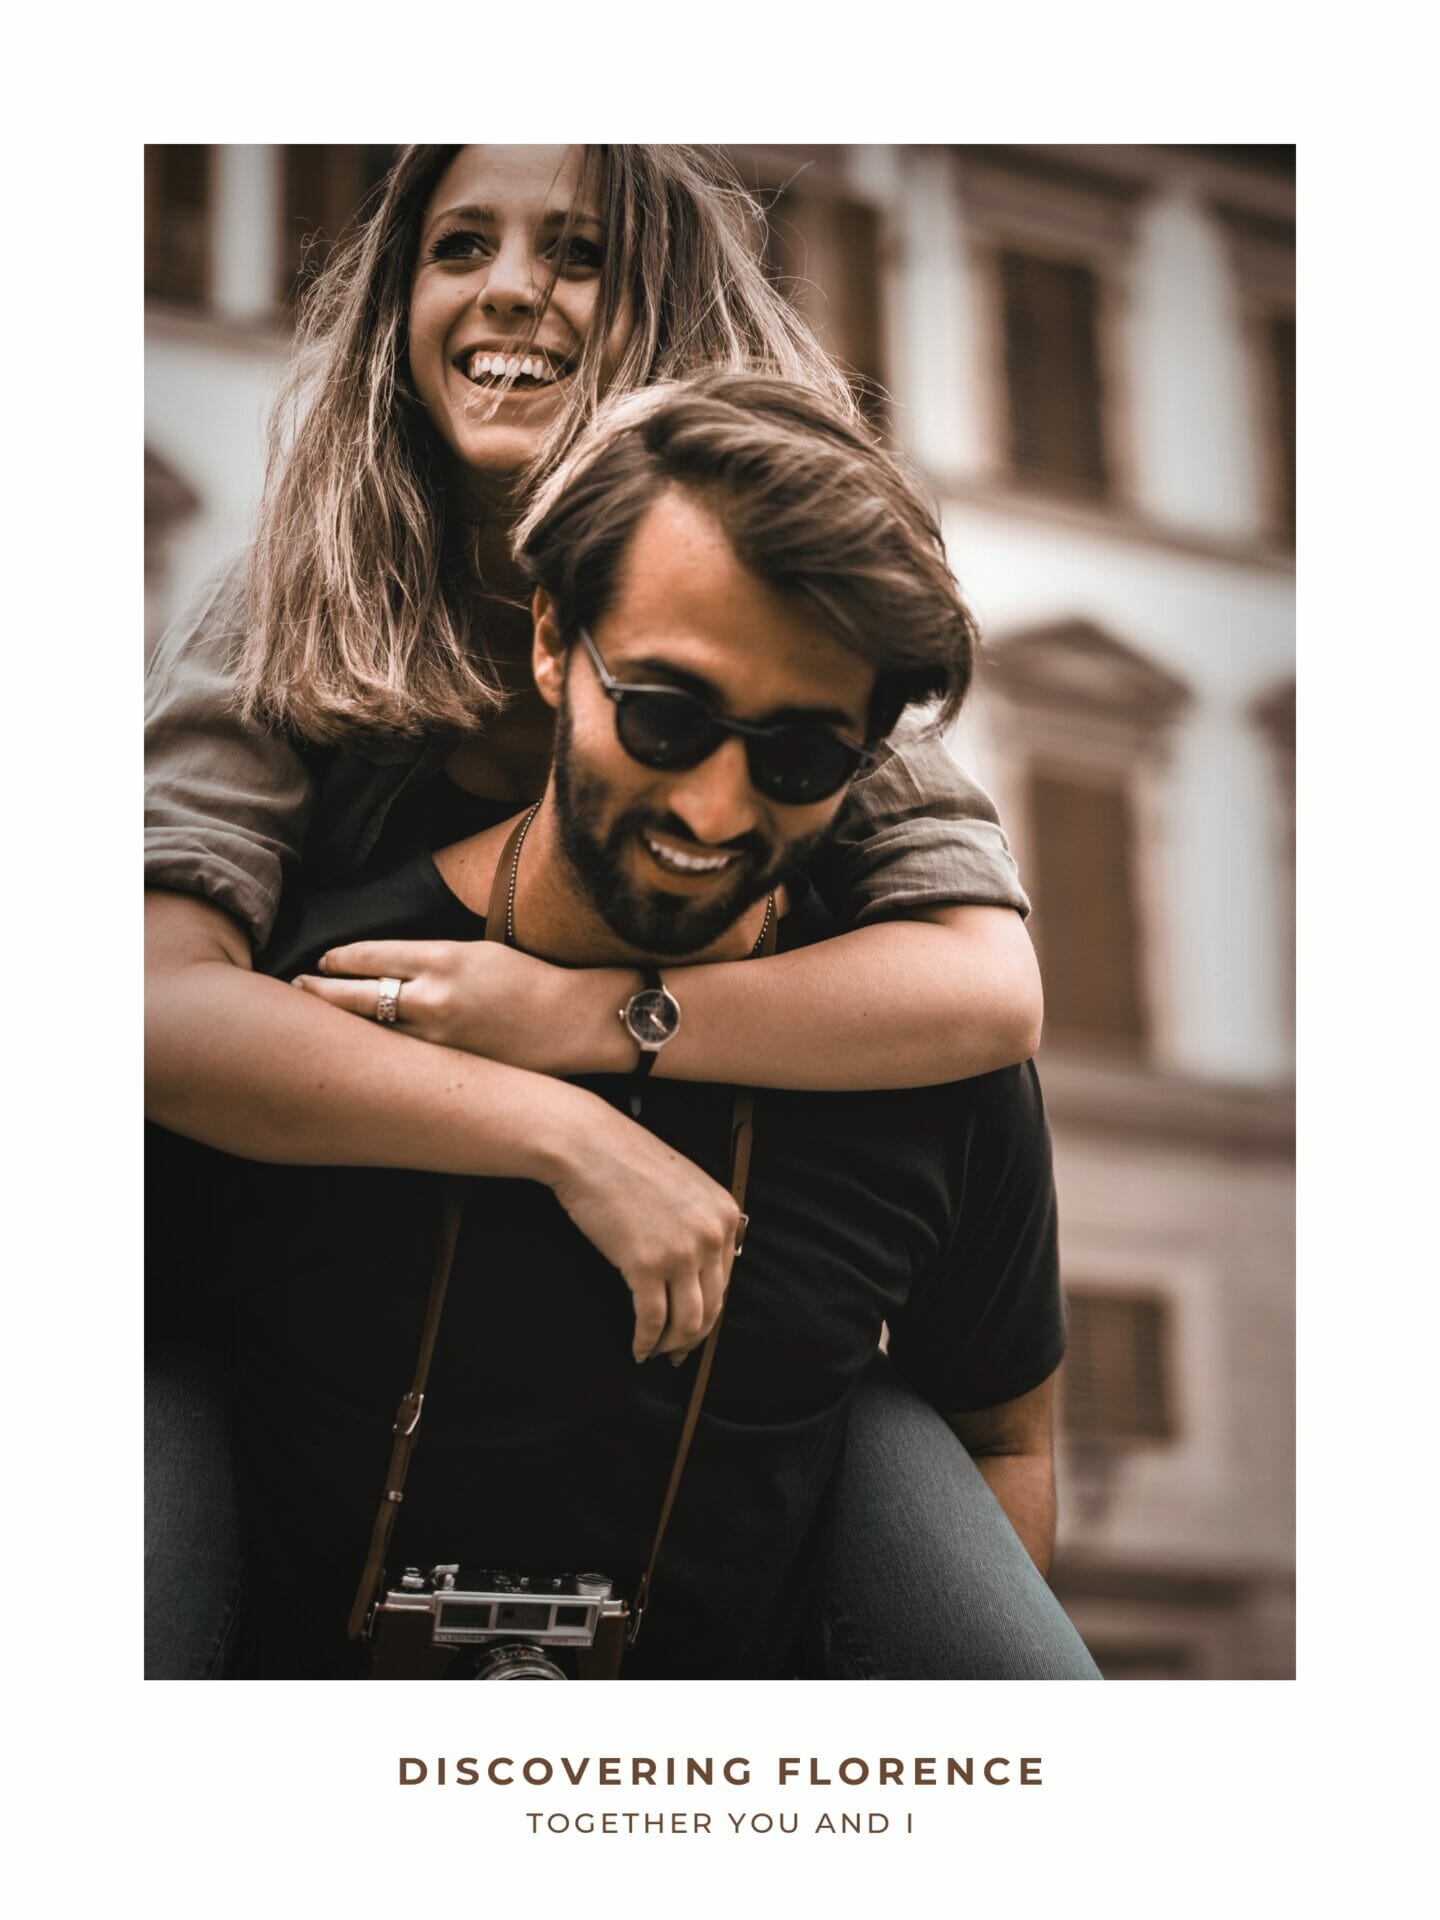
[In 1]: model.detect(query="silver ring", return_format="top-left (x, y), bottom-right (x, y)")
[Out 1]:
top-left (375, 977), bottom-right (403, 1026)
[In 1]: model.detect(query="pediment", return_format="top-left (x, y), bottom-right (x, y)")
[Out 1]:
top-left (1252, 676), bottom-right (1295, 754)
top-left (982, 619), bottom-right (1191, 727)
top-left (145, 444), bottom-right (199, 531)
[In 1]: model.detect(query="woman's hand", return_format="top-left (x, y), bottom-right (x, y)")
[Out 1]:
top-left (292, 939), bottom-right (734, 1358)
top-left (529, 1082), bottom-right (744, 1367)
top-left (294, 939), bottom-right (632, 1077)
top-left (542, 1096), bottom-right (742, 1365)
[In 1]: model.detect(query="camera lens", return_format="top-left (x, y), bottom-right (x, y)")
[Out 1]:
top-left (470, 1643), bottom-right (567, 1681)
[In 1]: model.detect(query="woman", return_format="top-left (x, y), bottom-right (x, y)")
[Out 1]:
top-left (145, 145), bottom-right (1049, 1677)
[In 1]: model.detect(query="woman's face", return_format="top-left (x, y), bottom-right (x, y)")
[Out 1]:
top-left (408, 145), bottom-right (632, 508)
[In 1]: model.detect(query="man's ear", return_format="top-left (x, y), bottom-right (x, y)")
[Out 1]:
top-left (531, 588), bottom-right (567, 711)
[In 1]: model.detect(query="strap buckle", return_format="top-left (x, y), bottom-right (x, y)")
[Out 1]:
top-left (626, 1585), bottom-right (648, 1648)
top-left (394, 1391), bottom-right (424, 1437)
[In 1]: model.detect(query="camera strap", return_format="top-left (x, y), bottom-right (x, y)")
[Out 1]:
top-left (346, 1174), bottom-right (466, 1643)
top-left (627, 1048), bottom-right (763, 1646)
top-left (348, 805), bottom-right (775, 1654)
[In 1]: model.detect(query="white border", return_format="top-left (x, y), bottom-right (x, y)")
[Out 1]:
top-left (11, 2), bottom-right (1428, 1908)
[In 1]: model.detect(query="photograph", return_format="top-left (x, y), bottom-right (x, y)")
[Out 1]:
top-left (144, 143), bottom-right (1295, 1690)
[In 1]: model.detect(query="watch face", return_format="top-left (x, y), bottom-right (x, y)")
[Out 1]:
top-left (627, 987), bottom-right (681, 1048)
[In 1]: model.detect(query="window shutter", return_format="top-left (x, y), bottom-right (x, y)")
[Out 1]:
top-left (1029, 770), bottom-right (1147, 1048)
top-left (761, 184), bottom-right (887, 425)
top-left (830, 196), bottom-right (887, 425)
top-left (279, 146), bottom-right (395, 303)
top-left (1086, 1642), bottom-right (1196, 1680)
top-left (145, 146), bottom-right (211, 305)
top-left (999, 249), bottom-right (1109, 494)
top-left (1062, 1291), bottom-right (1175, 1444)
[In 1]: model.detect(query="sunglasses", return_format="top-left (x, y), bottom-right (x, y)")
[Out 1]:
top-left (577, 627), bottom-right (876, 805)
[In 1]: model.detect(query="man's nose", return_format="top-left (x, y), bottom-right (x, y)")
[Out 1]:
top-left (477, 235), bottom-right (543, 317)
top-left (664, 737), bottom-right (761, 847)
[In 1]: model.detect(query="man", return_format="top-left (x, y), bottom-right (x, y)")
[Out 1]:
top-left (221, 375), bottom-right (1097, 1679)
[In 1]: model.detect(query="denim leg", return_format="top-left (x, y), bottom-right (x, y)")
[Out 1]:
top-left (812, 1356), bottom-right (1100, 1679)
top-left (145, 1344), bottom-right (245, 1679)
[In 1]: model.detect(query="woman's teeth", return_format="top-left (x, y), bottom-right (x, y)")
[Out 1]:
top-left (644, 834), bottom-right (736, 876)
top-left (465, 351), bottom-right (561, 387)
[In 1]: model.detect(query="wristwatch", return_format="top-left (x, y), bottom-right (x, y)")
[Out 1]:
top-left (618, 967), bottom-right (682, 1075)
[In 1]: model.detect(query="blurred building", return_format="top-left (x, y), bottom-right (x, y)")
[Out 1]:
top-left (145, 144), bottom-right (1296, 1679)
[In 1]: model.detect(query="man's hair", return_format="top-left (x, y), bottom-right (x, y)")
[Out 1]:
top-left (239, 146), bottom-right (860, 745)
top-left (513, 373), bottom-right (979, 738)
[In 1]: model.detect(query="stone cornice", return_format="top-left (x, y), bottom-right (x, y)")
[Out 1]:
top-left (1038, 1050), bottom-right (1295, 1156)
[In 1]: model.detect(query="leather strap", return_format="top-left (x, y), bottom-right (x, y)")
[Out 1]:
top-left (630, 966), bottom-right (665, 1078)
top-left (347, 804), bottom-right (778, 1655)
top-left (346, 1177), bottom-right (466, 1641)
top-left (346, 812), bottom-right (536, 1643)
top-left (628, 900), bottom-right (776, 1645)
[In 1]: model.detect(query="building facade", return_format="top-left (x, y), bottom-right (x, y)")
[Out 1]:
top-left (145, 143), bottom-right (1296, 1678)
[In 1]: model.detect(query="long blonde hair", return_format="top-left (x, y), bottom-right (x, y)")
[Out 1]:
top-left (240, 146), bottom-right (860, 745)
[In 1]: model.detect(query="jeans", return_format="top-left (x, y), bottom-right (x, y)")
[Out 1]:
top-left (805, 1356), bottom-right (1100, 1678)
top-left (143, 1350), bottom-right (1097, 1680)
top-left (144, 1343), bottom-right (245, 1679)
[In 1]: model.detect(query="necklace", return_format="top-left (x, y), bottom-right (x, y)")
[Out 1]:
top-left (502, 801), bottom-right (543, 949)
top-left (504, 798), bottom-right (775, 960)
top-left (749, 889), bottom-right (775, 958)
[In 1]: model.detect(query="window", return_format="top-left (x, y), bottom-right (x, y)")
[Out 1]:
top-left (1028, 769), bottom-right (1147, 1049)
top-left (1266, 311), bottom-right (1295, 541)
top-left (1087, 1642), bottom-right (1198, 1680)
top-left (954, 150), bottom-right (1141, 499)
top-left (999, 249), bottom-right (1110, 494)
top-left (1254, 677), bottom-right (1296, 1043)
top-left (982, 621), bottom-right (1187, 1063)
top-left (1062, 1290), bottom-right (1175, 1445)
top-left (145, 146), bottom-right (211, 305)
top-left (279, 146), bottom-right (396, 303)
top-left (1214, 202), bottom-right (1294, 547)
top-left (756, 178), bottom-right (889, 426)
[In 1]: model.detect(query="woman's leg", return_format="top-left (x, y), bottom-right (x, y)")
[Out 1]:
top-left (144, 1342), bottom-right (245, 1679)
top-left (809, 1354), bottom-right (1100, 1679)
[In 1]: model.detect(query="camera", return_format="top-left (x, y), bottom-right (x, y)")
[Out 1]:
top-left (363, 1565), bottom-right (630, 1679)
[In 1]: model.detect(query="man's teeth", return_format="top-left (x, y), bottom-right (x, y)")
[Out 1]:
top-left (465, 352), bottom-right (560, 386)
top-left (644, 835), bottom-right (736, 876)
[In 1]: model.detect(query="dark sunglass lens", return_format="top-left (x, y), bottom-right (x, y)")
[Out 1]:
top-left (616, 690), bottom-right (718, 769)
top-left (752, 728), bottom-right (857, 804)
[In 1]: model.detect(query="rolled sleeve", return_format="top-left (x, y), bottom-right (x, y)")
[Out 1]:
top-left (810, 710), bottom-right (1030, 925)
top-left (145, 552), bottom-right (316, 950)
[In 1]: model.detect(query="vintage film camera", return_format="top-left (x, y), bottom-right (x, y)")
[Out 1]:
top-left (364, 1565), bottom-right (630, 1679)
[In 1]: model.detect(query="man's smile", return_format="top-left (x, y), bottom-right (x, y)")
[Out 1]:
top-left (639, 827), bottom-right (743, 883)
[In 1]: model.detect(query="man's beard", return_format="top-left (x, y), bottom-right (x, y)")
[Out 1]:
top-left (552, 695), bottom-right (828, 957)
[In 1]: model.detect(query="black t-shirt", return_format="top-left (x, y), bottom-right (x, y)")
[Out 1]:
top-left (224, 836), bottom-right (1063, 1679)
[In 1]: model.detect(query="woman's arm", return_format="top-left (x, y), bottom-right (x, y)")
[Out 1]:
top-left (303, 904), bottom-right (1041, 1092)
top-left (146, 891), bottom-right (739, 1360)
top-left (298, 718), bottom-right (1041, 1090)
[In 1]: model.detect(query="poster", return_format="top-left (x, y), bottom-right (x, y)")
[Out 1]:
top-left (18, 7), bottom-right (1416, 1912)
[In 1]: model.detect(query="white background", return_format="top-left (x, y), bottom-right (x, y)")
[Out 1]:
top-left (8, 3), bottom-right (1430, 1910)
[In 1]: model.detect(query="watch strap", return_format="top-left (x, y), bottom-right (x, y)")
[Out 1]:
top-left (631, 966), bottom-right (665, 1075)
